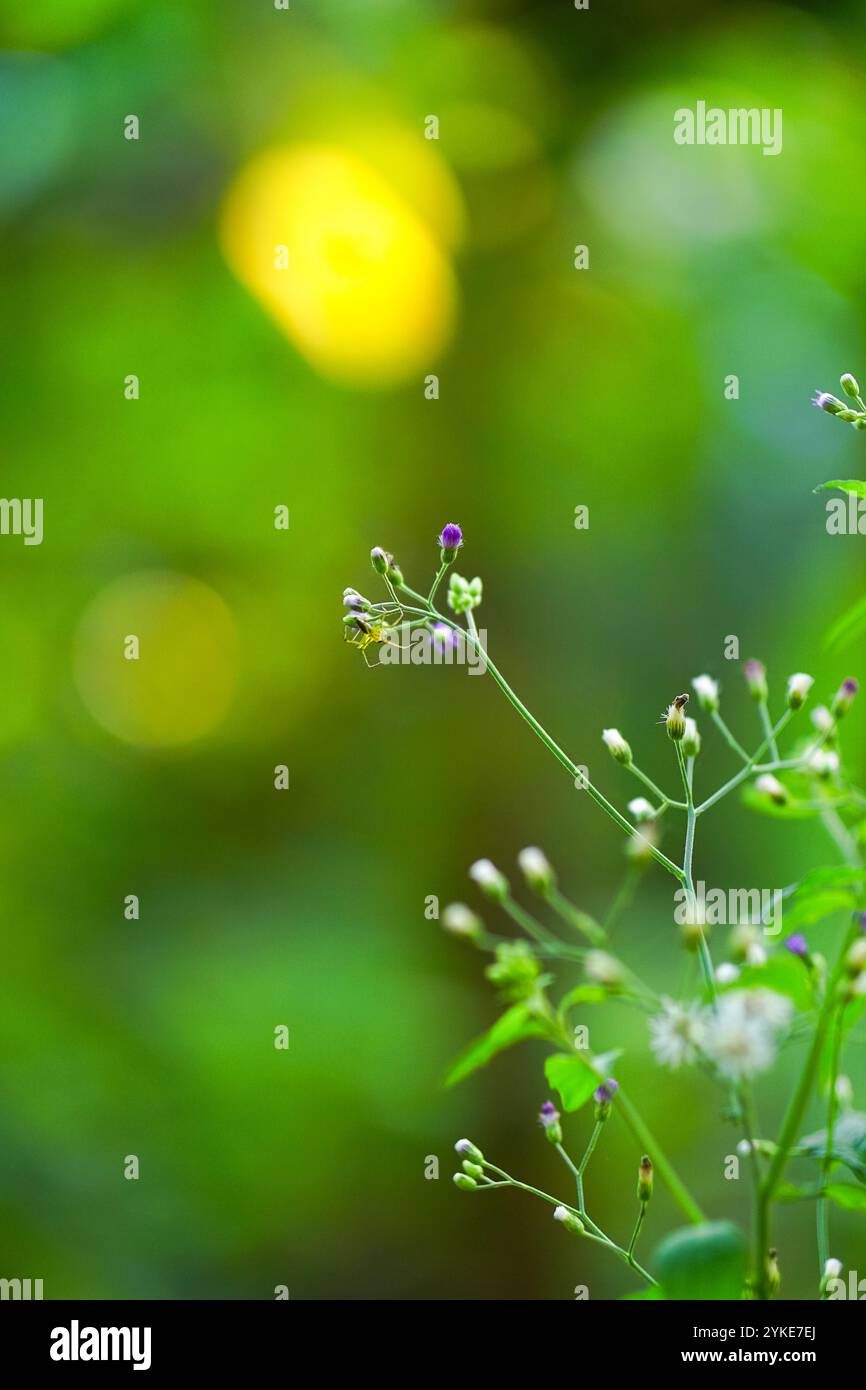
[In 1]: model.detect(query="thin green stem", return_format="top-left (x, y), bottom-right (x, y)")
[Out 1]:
top-left (758, 700), bottom-right (780, 762)
top-left (615, 1089), bottom-right (705, 1224)
top-left (817, 1006), bottom-right (846, 1280)
top-left (627, 1204), bottom-right (647, 1259)
top-left (545, 886), bottom-right (606, 944)
top-left (395, 603), bottom-right (685, 881)
top-left (695, 710), bottom-right (793, 816)
top-left (711, 709), bottom-right (751, 763)
top-left (628, 762), bottom-right (685, 809)
top-left (427, 559), bottom-right (450, 606)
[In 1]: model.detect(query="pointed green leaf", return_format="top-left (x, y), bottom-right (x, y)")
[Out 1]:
top-left (444, 1004), bottom-right (547, 1087)
top-left (814, 480), bottom-right (866, 497)
top-left (544, 1049), bottom-right (621, 1113)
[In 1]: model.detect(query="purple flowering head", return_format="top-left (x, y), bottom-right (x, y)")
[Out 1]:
top-left (594, 1079), bottom-right (618, 1105)
top-left (439, 523), bottom-right (463, 555)
top-left (431, 621), bottom-right (459, 649)
top-left (857, 910), bottom-right (866, 935)
top-left (784, 933), bottom-right (809, 958)
top-left (843, 678), bottom-right (859, 696)
top-left (539, 1100), bottom-right (560, 1129)
top-left (812, 391), bottom-right (842, 413)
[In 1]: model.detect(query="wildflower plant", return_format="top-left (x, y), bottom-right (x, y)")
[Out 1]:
top-left (342, 523), bottom-right (866, 1300)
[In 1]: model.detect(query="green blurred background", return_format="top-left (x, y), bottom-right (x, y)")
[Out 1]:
top-left (2, 0), bottom-right (866, 1299)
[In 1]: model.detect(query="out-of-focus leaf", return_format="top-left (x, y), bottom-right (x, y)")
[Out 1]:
top-left (557, 984), bottom-right (607, 1012)
top-left (444, 1003), bottom-right (547, 1087)
top-left (825, 1183), bottom-right (866, 1212)
top-left (653, 1221), bottom-right (747, 1301)
top-left (544, 1048), bottom-right (621, 1113)
top-left (782, 891), bottom-right (859, 930)
top-left (741, 784), bottom-right (819, 820)
top-left (621, 1285), bottom-right (665, 1299)
top-left (800, 1111), bottom-right (866, 1185)
top-left (722, 954), bottom-right (813, 1012)
top-left (826, 592), bottom-right (866, 651)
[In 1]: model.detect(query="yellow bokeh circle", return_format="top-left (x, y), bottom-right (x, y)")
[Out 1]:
top-left (220, 143), bottom-right (458, 386)
top-left (74, 572), bottom-right (239, 748)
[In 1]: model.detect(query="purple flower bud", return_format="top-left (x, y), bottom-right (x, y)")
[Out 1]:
top-left (439, 523), bottom-right (463, 559)
top-left (743, 659), bottom-right (768, 701)
top-left (856, 910), bottom-right (866, 935)
top-left (832, 677), bottom-right (859, 718)
top-left (539, 1100), bottom-right (560, 1128)
top-left (594, 1079), bottom-right (618, 1105)
top-left (431, 621), bottom-right (459, 649)
top-left (784, 934), bottom-right (810, 959)
top-left (812, 391), bottom-right (845, 414)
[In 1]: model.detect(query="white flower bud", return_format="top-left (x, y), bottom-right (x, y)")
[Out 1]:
top-left (585, 950), bottom-right (625, 989)
top-left (553, 1205), bottom-right (584, 1234)
top-left (811, 705), bottom-right (834, 735)
top-left (716, 962), bottom-right (740, 985)
top-left (517, 846), bottom-right (554, 894)
top-left (442, 903), bottom-right (482, 941)
top-left (808, 748), bottom-right (840, 780)
top-left (602, 728), bottom-right (632, 765)
top-left (786, 673), bottom-right (814, 710)
top-left (755, 774), bottom-right (787, 805)
top-left (691, 674), bottom-right (719, 713)
top-left (469, 858), bottom-right (509, 901)
top-left (824, 1258), bottom-right (843, 1279)
top-left (682, 717), bottom-right (701, 758)
top-left (627, 797), bottom-right (656, 823)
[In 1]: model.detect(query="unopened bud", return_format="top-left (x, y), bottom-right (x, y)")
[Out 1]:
top-left (767, 1248), bottom-right (781, 1295)
top-left (832, 677), bottom-right (859, 718)
top-left (691, 674), bottom-right (719, 713)
top-left (637, 1154), bottom-right (653, 1203)
top-left (538, 1100), bottom-right (562, 1145)
top-left (602, 728), bottom-right (632, 765)
top-left (665, 695), bottom-right (688, 741)
top-left (553, 1205), bottom-right (584, 1235)
top-left (453, 1172), bottom-right (477, 1191)
top-left (813, 391), bottom-right (846, 414)
top-left (682, 717), bottom-right (701, 758)
top-left (518, 846), bottom-right (555, 895)
top-left (442, 903), bottom-right (483, 943)
top-left (469, 858), bottom-right (508, 902)
top-left (371, 546), bottom-right (389, 576)
top-left (841, 374), bottom-right (860, 398)
top-left (755, 773), bottom-right (787, 805)
top-left (743, 659), bottom-right (768, 701)
top-left (593, 1078), bottom-right (618, 1120)
top-left (585, 950), bottom-right (625, 990)
top-left (455, 1138), bottom-right (484, 1165)
top-left (461, 1160), bottom-right (484, 1180)
top-left (845, 938), bottom-right (866, 977)
top-left (786, 672), bottom-right (814, 710)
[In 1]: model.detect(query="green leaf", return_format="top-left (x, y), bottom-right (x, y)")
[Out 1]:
top-left (653, 1221), bottom-right (748, 1301)
top-left (825, 1183), bottom-right (866, 1212)
top-left (557, 984), bottom-right (607, 1012)
top-left (444, 1004), bottom-right (547, 1087)
top-left (782, 890), bottom-right (859, 930)
top-left (787, 865), bottom-right (866, 896)
top-left (621, 1286), bottom-right (665, 1300)
top-left (544, 1048), bottom-right (621, 1113)
top-left (813, 479), bottom-right (866, 497)
top-left (800, 1111), bottom-right (866, 1185)
top-left (721, 954), bottom-right (813, 1012)
top-left (741, 784), bottom-right (819, 820)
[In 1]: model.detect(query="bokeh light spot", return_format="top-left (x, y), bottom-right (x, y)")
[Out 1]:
top-left (220, 143), bottom-right (458, 387)
top-left (73, 572), bottom-right (239, 748)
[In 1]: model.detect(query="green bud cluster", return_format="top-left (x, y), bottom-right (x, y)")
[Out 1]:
top-left (448, 573), bottom-right (483, 613)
